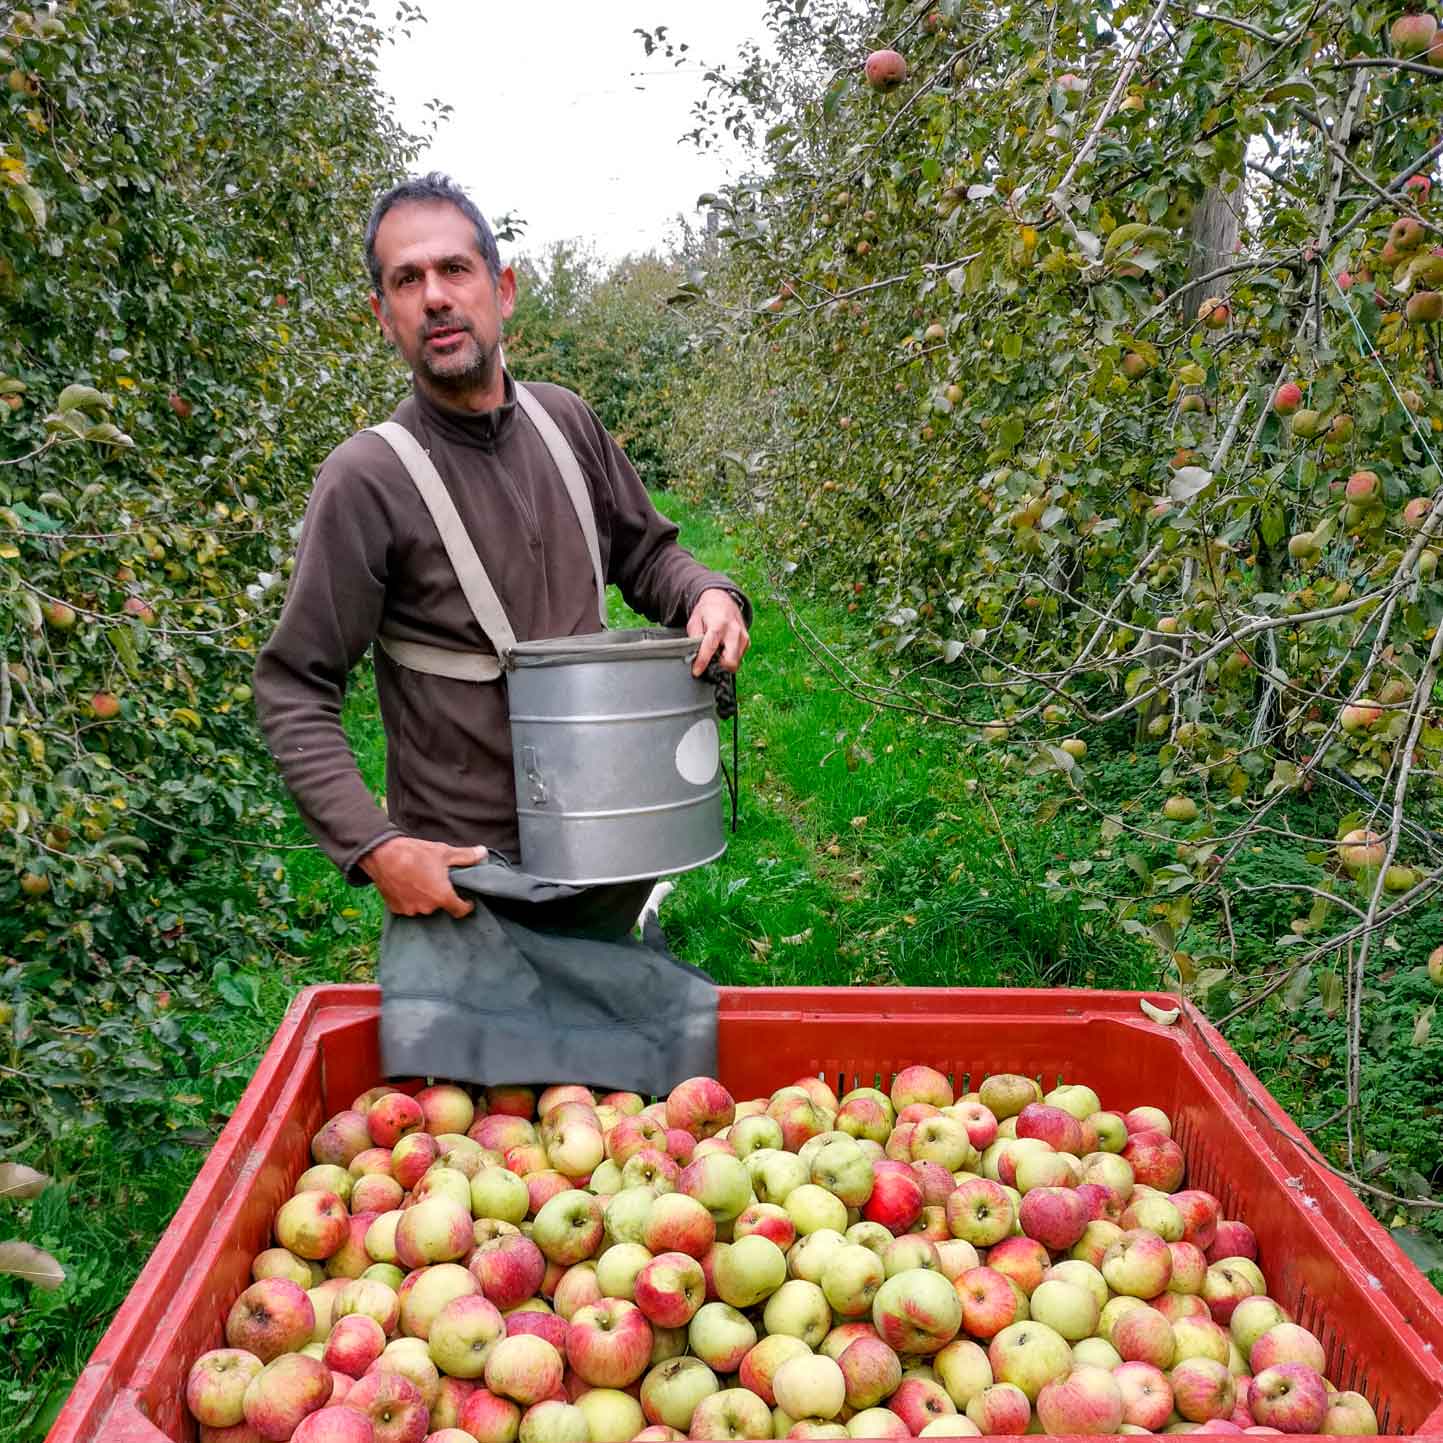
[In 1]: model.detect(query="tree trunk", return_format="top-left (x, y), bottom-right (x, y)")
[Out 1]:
top-left (1178, 186), bottom-right (1241, 326)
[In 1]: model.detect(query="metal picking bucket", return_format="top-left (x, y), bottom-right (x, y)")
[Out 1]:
top-left (507, 628), bottom-right (725, 885)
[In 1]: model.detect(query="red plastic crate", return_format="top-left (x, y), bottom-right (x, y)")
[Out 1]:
top-left (48, 986), bottom-right (1443, 1442)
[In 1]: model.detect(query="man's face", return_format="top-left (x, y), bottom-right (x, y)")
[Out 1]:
top-left (369, 200), bottom-right (516, 398)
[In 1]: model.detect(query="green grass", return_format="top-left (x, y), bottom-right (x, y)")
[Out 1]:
top-left (3, 489), bottom-right (1434, 1441)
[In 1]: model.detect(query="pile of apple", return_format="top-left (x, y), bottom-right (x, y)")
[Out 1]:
top-left (185, 1069), bottom-right (1379, 1443)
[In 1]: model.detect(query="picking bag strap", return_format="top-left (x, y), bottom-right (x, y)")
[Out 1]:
top-left (369, 420), bottom-right (518, 661)
top-left (513, 382), bottom-right (608, 626)
top-left (375, 633), bottom-right (502, 683)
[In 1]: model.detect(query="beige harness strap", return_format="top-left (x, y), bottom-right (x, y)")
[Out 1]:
top-left (514, 382), bottom-right (608, 627)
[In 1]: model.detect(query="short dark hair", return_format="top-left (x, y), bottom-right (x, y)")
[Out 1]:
top-left (364, 172), bottom-right (502, 291)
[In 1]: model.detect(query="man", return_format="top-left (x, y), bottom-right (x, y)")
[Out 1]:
top-left (255, 173), bottom-right (749, 941)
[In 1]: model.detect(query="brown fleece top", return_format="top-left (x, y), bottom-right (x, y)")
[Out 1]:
top-left (254, 373), bottom-right (747, 881)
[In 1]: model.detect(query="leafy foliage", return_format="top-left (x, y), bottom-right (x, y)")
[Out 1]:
top-left (660, 0), bottom-right (1443, 1206)
top-left (0, 0), bottom-right (424, 1149)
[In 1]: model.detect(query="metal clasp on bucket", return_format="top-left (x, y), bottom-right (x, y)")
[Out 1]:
top-left (522, 746), bottom-right (548, 808)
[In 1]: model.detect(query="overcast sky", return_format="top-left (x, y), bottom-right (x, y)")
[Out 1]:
top-left (373, 2), bottom-right (771, 266)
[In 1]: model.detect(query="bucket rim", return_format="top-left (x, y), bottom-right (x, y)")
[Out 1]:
top-left (509, 626), bottom-right (700, 666)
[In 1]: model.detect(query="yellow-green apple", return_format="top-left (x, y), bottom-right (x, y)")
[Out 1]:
top-left (1102, 1230), bottom-right (1172, 1298)
top-left (1172, 1315), bottom-right (1230, 1365)
top-left (956, 1265), bottom-right (1025, 1339)
top-left (226, 1279), bottom-right (317, 1362)
top-left (915, 1204), bottom-right (950, 1242)
top-left (516, 1399), bottom-right (587, 1443)
top-left (276, 1192), bottom-right (351, 1262)
top-left (345, 1369), bottom-right (429, 1443)
top-left (643, 1193), bottom-right (715, 1259)
top-left (368, 1095), bottom-right (424, 1148)
top-left (945, 1179), bottom-right (1015, 1247)
top-left (861, 1165), bottom-right (923, 1235)
top-left (687, 1386), bottom-right (773, 1440)
top-left (389, 1134), bottom-right (439, 1191)
top-left (416, 1084), bottom-right (475, 1136)
top-left (565, 1297), bottom-right (653, 1387)
top-left (761, 1278), bottom-right (830, 1347)
top-left (810, 1140), bottom-right (875, 1206)
top-left (1229, 1297), bottom-right (1289, 1357)
top-left (1013, 1151), bottom-right (1080, 1192)
top-left (324, 1314), bottom-right (387, 1377)
top-left (838, 1335), bottom-right (903, 1409)
top-left (738, 1333), bottom-right (811, 1405)
top-left (186, 1348), bottom-right (265, 1427)
top-left (397, 1262), bottom-right (476, 1339)
top-left (548, 1120), bottom-right (605, 1181)
top-left (1039, 1260), bottom-right (1105, 1311)
top-left (1027, 1280), bottom-right (1098, 1342)
top-left (892, 1066), bottom-right (954, 1111)
top-left (437, 1135), bottom-right (487, 1175)
top-left (1124, 1106), bottom-right (1171, 1137)
top-left (297, 1165), bottom-right (356, 1203)
top-left (1167, 1241), bottom-right (1208, 1295)
top-left (576, 1386), bottom-right (644, 1442)
top-left (592, 1242), bottom-right (647, 1302)
top-left (253, 1248), bottom-right (320, 1289)
top-left (307, 1278), bottom-right (349, 1341)
top-left (821, 1321), bottom-right (880, 1360)
top-left (964, 1379), bottom-right (1031, 1433)
top-left (1112, 1305), bottom-right (1176, 1368)
top-left (787, 1227), bottom-right (848, 1285)
top-left (1321, 1389), bottom-right (1378, 1435)
top-left (846, 1220), bottom-right (895, 1258)
top-left (847, 1406), bottom-right (910, 1439)
top-left (603, 1186), bottom-right (657, 1248)
top-left (933, 1338), bottom-right (991, 1410)
top-left (427, 1293), bottom-right (506, 1379)
top-left (889, 1375), bottom-right (957, 1432)
top-left (1043, 1086), bottom-right (1101, 1121)
top-left (1087, 1113), bottom-right (1128, 1153)
top-left (1170, 1356), bottom-right (1236, 1422)
top-left (714, 1233), bottom-right (786, 1307)
top-left (472, 1236), bottom-right (546, 1310)
top-left (773, 1353), bottom-right (846, 1421)
top-left (528, 1190), bottom-right (602, 1265)
top-left (978, 1075), bottom-right (1041, 1120)
top-left (884, 1235), bottom-right (940, 1278)
top-left (873, 1268), bottom-right (962, 1355)
top-left (394, 1197), bottom-right (472, 1270)
top-left (242, 1352), bottom-right (333, 1441)
top-left (313, 1112), bottom-right (372, 1168)
top-left (746, 1149), bottom-right (809, 1206)
top-left (986, 1236), bottom-right (1050, 1295)
top-left (666, 1078), bottom-right (736, 1140)
top-left (1114, 1360), bottom-right (1174, 1429)
top-left (641, 1355), bottom-right (719, 1431)
top-left (986, 1320), bottom-right (1072, 1401)
top-left (1016, 1105), bottom-right (1086, 1156)
top-left (679, 1154), bottom-right (753, 1226)
top-left (635, 1252), bottom-right (706, 1328)
top-left (1071, 1338), bottom-right (1121, 1371)
top-left (291, 1403), bottom-right (375, 1442)
top-left (911, 1118), bottom-right (978, 1174)
top-left (1121, 1195), bottom-right (1182, 1240)
top-left (1249, 1322), bottom-right (1326, 1374)
top-left (785, 1182), bottom-right (848, 1236)
top-left (1036, 1364), bottom-right (1124, 1434)
top-left (372, 1336), bottom-right (441, 1407)
top-left (688, 1301), bottom-right (755, 1372)
top-left (460, 1386), bottom-right (522, 1443)
top-left (413, 1167), bottom-right (471, 1212)
top-left (837, 1097), bottom-right (893, 1144)
top-left (730, 1115), bottom-right (786, 1157)
top-left (483, 1335), bottom-right (564, 1406)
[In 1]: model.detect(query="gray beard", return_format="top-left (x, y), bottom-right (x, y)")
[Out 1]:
top-left (416, 332), bottom-right (499, 396)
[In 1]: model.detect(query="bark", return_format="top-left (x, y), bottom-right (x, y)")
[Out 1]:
top-left (1179, 185), bottom-right (1242, 325)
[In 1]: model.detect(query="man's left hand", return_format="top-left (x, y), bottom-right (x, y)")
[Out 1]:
top-left (687, 588), bottom-right (750, 676)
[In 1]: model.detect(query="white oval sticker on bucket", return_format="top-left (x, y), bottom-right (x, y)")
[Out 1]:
top-left (675, 718), bottom-right (720, 786)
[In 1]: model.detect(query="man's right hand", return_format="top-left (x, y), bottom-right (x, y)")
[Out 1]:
top-left (359, 836), bottom-right (487, 918)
